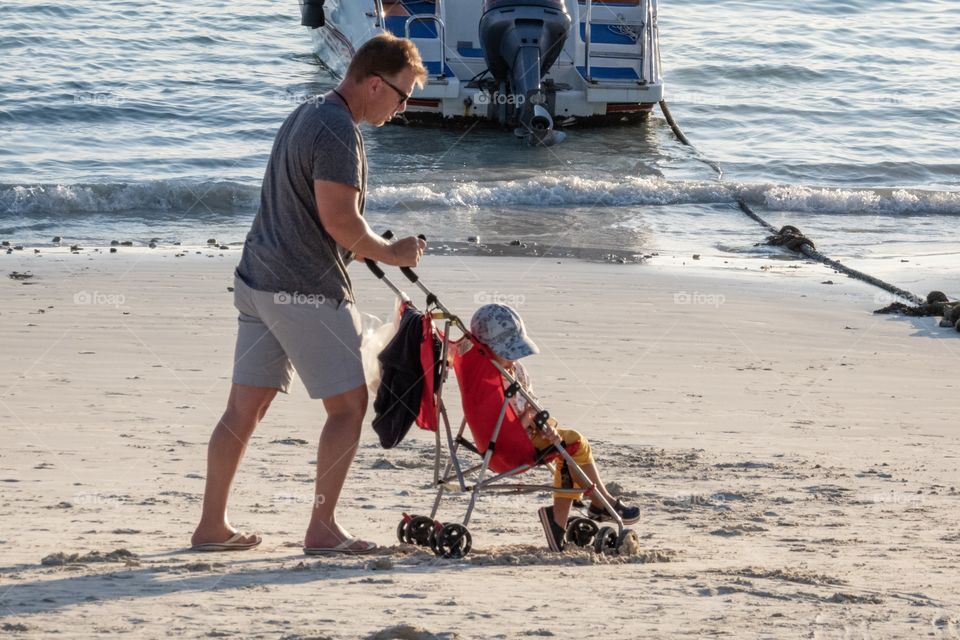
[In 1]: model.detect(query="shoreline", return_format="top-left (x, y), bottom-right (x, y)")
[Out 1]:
top-left (5, 236), bottom-right (958, 306)
top-left (1, 238), bottom-right (654, 264)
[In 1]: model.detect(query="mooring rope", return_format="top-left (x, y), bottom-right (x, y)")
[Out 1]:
top-left (657, 100), bottom-right (930, 307)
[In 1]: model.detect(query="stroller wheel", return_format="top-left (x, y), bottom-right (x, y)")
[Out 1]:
top-left (616, 528), bottom-right (641, 555)
top-left (592, 526), bottom-right (618, 554)
top-left (430, 523), bottom-right (472, 559)
top-left (565, 517), bottom-right (599, 547)
top-left (407, 515), bottom-right (436, 547)
top-left (396, 516), bottom-right (411, 544)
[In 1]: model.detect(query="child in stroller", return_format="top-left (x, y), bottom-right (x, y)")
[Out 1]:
top-left (470, 303), bottom-right (641, 552)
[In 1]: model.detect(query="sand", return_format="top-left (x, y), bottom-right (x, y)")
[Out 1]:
top-left (1, 246), bottom-right (958, 639)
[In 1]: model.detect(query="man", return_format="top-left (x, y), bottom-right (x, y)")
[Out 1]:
top-left (191, 34), bottom-right (428, 555)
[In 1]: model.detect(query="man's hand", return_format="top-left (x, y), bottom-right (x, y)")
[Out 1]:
top-left (385, 236), bottom-right (426, 268)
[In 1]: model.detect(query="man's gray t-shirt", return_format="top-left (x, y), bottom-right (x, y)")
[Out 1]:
top-left (236, 97), bottom-right (366, 303)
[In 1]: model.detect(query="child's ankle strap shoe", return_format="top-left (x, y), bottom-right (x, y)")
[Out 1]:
top-left (537, 506), bottom-right (566, 552)
top-left (588, 498), bottom-right (640, 525)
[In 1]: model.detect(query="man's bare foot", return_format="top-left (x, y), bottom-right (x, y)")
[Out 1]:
top-left (304, 521), bottom-right (375, 553)
top-left (191, 522), bottom-right (260, 548)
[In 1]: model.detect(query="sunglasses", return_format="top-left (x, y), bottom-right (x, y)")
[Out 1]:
top-left (373, 73), bottom-right (410, 107)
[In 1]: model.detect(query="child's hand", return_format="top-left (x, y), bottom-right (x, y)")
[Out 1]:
top-left (519, 405), bottom-right (537, 429)
top-left (541, 421), bottom-right (563, 446)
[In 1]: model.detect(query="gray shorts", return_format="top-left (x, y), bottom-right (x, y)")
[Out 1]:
top-left (231, 275), bottom-right (365, 399)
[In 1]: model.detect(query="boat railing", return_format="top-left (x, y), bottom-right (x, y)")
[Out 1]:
top-left (652, 0), bottom-right (662, 84)
top-left (642, 0), bottom-right (660, 85)
top-left (405, 14), bottom-right (447, 76)
top-left (373, 0), bottom-right (384, 28)
top-left (583, 0), bottom-right (653, 84)
top-left (642, 0), bottom-right (650, 84)
top-left (584, 0), bottom-right (593, 81)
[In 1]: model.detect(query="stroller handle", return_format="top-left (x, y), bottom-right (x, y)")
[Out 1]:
top-left (365, 232), bottom-right (467, 332)
top-left (363, 230), bottom-right (426, 284)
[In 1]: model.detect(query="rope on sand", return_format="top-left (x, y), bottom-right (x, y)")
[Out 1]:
top-left (657, 99), bottom-right (953, 316)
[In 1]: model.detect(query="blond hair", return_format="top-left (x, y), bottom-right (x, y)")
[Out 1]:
top-left (346, 34), bottom-right (428, 87)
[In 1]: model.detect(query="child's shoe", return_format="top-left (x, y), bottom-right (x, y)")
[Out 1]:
top-left (537, 506), bottom-right (566, 552)
top-left (588, 498), bottom-right (640, 525)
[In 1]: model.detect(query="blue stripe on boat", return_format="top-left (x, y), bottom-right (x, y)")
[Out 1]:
top-left (579, 23), bottom-right (639, 45)
top-left (424, 60), bottom-right (454, 77)
top-left (385, 16), bottom-right (438, 39)
top-left (576, 66), bottom-right (640, 80)
top-left (401, 0), bottom-right (438, 14)
top-left (455, 47), bottom-right (485, 58)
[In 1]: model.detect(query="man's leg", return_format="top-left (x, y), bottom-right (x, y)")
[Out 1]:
top-left (303, 383), bottom-right (370, 551)
top-left (191, 383), bottom-right (278, 546)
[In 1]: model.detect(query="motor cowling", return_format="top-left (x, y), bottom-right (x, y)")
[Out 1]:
top-left (301, 0), bottom-right (326, 29)
top-left (482, 0), bottom-right (568, 14)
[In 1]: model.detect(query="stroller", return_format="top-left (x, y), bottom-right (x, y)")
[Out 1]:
top-left (365, 236), bottom-right (638, 559)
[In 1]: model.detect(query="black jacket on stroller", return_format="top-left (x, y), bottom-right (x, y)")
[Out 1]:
top-left (372, 304), bottom-right (441, 448)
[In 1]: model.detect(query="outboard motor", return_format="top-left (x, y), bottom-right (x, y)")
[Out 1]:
top-left (479, 0), bottom-right (571, 145)
top-left (300, 0), bottom-right (326, 29)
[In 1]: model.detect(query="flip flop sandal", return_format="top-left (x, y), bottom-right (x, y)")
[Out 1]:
top-left (191, 531), bottom-right (262, 552)
top-left (303, 537), bottom-right (378, 556)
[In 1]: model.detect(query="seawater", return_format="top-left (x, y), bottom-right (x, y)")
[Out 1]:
top-left (1, 0), bottom-right (958, 269)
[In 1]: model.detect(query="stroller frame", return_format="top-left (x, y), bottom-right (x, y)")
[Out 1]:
top-left (366, 241), bottom-right (632, 557)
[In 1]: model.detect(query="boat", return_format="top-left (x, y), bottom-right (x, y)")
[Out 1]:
top-left (299, 0), bottom-right (664, 145)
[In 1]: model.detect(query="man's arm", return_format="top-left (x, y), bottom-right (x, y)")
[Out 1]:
top-left (314, 179), bottom-right (424, 267)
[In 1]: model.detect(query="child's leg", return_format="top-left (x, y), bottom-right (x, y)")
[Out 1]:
top-left (554, 430), bottom-right (620, 506)
top-left (552, 429), bottom-right (640, 525)
top-left (551, 430), bottom-right (593, 527)
top-left (546, 429), bottom-right (626, 525)
top-left (577, 462), bottom-right (618, 507)
top-left (552, 495), bottom-right (574, 527)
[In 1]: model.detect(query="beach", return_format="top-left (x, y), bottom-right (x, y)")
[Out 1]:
top-left (1, 247), bottom-right (958, 639)
top-left (3, 0), bottom-right (960, 636)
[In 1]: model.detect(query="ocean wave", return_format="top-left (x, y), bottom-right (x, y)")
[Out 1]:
top-left (369, 176), bottom-right (960, 217)
top-left (751, 184), bottom-right (960, 216)
top-left (370, 176), bottom-right (731, 209)
top-left (2, 178), bottom-right (957, 219)
top-left (1, 181), bottom-right (260, 216)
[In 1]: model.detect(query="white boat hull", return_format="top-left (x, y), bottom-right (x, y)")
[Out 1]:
top-left (304, 0), bottom-right (665, 128)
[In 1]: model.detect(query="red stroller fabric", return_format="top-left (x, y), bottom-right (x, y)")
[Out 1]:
top-left (415, 313), bottom-right (439, 432)
top-left (450, 340), bottom-right (582, 475)
top-left (451, 340), bottom-right (536, 473)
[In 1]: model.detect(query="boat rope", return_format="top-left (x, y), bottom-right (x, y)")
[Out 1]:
top-left (610, 24), bottom-right (642, 42)
top-left (657, 99), bottom-right (930, 307)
